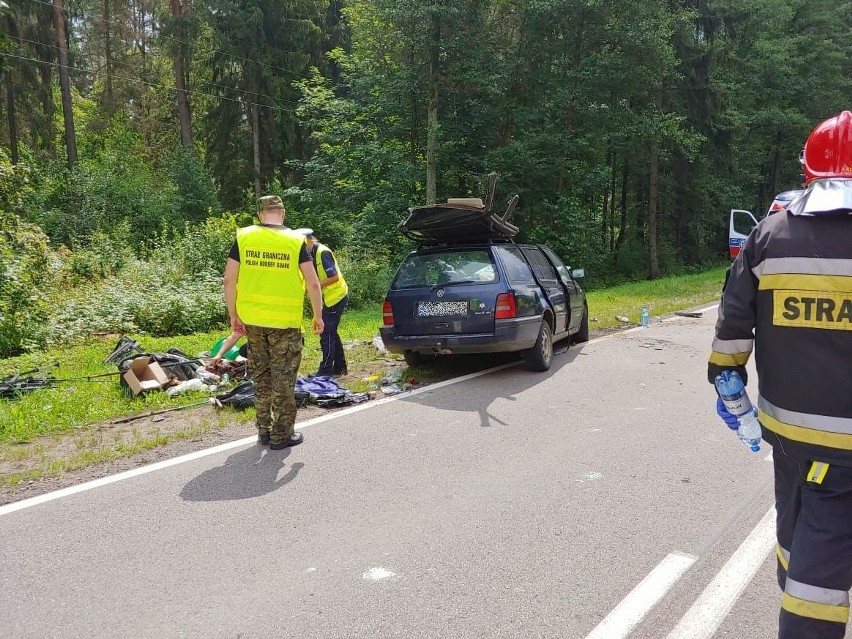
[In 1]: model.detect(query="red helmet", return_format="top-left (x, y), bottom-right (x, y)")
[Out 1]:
top-left (801, 110), bottom-right (852, 183)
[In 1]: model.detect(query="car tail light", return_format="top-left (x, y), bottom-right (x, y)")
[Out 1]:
top-left (770, 201), bottom-right (785, 212)
top-left (382, 300), bottom-right (395, 326)
top-left (495, 293), bottom-right (517, 319)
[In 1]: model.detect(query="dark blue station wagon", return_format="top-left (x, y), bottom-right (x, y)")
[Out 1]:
top-left (380, 240), bottom-right (588, 371)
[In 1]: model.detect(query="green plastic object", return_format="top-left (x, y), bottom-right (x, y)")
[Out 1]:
top-left (211, 337), bottom-right (241, 361)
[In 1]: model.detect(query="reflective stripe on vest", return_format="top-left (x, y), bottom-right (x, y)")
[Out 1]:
top-left (758, 396), bottom-right (852, 450)
top-left (315, 244), bottom-right (348, 307)
top-left (236, 226), bottom-right (306, 328)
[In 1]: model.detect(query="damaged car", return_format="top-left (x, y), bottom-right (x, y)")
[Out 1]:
top-left (380, 188), bottom-right (588, 372)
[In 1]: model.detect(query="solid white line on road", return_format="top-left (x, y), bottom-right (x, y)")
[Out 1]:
top-left (0, 361), bottom-right (519, 518)
top-left (665, 507), bottom-right (776, 639)
top-left (584, 552), bottom-right (697, 639)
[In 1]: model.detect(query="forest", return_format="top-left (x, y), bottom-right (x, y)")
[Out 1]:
top-left (0, 0), bottom-right (849, 356)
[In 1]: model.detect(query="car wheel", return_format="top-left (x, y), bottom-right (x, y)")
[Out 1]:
top-left (573, 302), bottom-right (589, 343)
top-left (525, 320), bottom-right (553, 371)
top-left (404, 351), bottom-right (424, 367)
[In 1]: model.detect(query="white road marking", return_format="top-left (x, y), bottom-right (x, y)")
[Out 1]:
top-left (577, 471), bottom-right (603, 483)
top-left (362, 567), bottom-right (396, 580)
top-left (665, 507), bottom-right (776, 639)
top-left (584, 552), bottom-right (697, 639)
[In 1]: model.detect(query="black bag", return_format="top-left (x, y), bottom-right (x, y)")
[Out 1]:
top-left (213, 381), bottom-right (255, 409)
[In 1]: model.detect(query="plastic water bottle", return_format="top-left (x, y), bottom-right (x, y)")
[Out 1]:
top-left (714, 370), bottom-right (762, 452)
top-left (640, 306), bottom-right (650, 328)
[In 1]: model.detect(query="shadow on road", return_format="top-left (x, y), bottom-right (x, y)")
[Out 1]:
top-left (180, 443), bottom-right (304, 502)
top-left (399, 339), bottom-right (585, 429)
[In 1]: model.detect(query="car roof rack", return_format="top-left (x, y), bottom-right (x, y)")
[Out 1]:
top-left (398, 173), bottom-right (519, 245)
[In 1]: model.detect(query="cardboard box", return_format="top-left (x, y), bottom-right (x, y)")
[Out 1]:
top-left (123, 356), bottom-right (169, 396)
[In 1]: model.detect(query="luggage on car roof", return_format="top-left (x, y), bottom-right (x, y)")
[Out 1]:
top-left (399, 196), bottom-right (519, 244)
top-left (398, 172), bottom-right (519, 244)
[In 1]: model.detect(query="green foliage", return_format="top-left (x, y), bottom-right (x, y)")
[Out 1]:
top-left (0, 210), bottom-right (52, 356)
top-left (26, 123), bottom-right (179, 249)
top-left (164, 147), bottom-right (221, 223)
top-left (4, 0), bottom-right (852, 293)
top-left (336, 249), bottom-right (396, 309)
top-left (0, 150), bottom-right (32, 215)
top-left (155, 213), bottom-right (240, 277)
top-left (46, 259), bottom-right (228, 344)
top-left (62, 226), bottom-right (136, 285)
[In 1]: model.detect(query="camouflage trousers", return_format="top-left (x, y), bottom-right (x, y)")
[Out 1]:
top-left (244, 326), bottom-right (303, 444)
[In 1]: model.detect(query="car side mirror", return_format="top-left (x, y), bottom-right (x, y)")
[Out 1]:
top-left (571, 268), bottom-right (585, 279)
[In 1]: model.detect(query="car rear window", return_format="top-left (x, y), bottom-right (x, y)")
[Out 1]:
top-left (392, 249), bottom-right (497, 289)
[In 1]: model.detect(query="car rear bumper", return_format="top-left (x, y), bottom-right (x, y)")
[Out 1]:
top-left (379, 316), bottom-right (541, 355)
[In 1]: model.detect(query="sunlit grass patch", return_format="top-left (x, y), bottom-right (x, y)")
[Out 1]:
top-left (586, 267), bottom-right (726, 328)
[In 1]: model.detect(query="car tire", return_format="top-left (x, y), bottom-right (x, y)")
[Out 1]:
top-left (573, 303), bottom-right (589, 343)
top-left (404, 351), bottom-right (424, 367)
top-left (525, 320), bottom-right (553, 371)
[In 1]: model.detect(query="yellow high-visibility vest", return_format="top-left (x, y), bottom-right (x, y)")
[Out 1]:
top-left (314, 243), bottom-right (348, 307)
top-left (235, 226), bottom-right (306, 328)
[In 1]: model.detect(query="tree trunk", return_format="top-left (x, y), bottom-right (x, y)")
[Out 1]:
top-left (170, 0), bottom-right (193, 149)
top-left (54, 0), bottom-right (77, 169)
top-left (38, 65), bottom-right (56, 157)
top-left (647, 84), bottom-right (663, 280)
top-left (614, 159), bottom-right (628, 257)
top-left (769, 129), bottom-right (783, 202)
top-left (425, 10), bottom-right (440, 205)
top-left (252, 101), bottom-right (261, 198)
top-left (609, 150), bottom-right (617, 251)
top-left (103, 0), bottom-right (114, 114)
top-left (4, 71), bottom-right (19, 165)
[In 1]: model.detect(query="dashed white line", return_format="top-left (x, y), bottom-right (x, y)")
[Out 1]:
top-left (665, 507), bottom-right (776, 639)
top-left (584, 552), bottom-right (697, 639)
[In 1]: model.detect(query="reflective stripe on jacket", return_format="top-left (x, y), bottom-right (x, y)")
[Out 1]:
top-left (314, 243), bottom-right (348, 307)
top-left (709, 211), bottom-right (852, 465)
top-left (235, 225), bottom-right (306, 328)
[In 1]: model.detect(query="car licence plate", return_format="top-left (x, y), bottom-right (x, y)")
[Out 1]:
top-left (416, 300), bottom-right (468, 317)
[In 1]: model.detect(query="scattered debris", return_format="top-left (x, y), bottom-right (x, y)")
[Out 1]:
top-left (165, 378), bottom-right (216, 396)
top-left (675, 311), bottom-right (704, 318)
top-left (104, 336), bottom-right (144, 365)
top-left (617, 316), bottom-right (630, 323)
top-left (111, 399), bottom-right (212, 424)
top-left (372, 335), bottom-right (388, 355)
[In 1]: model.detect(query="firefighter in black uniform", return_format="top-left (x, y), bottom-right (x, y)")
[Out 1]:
top-left (709, 110), bottom-right (852, 639)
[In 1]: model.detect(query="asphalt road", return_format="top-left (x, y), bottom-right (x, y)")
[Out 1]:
top-left (0, 307), bottom-right (829, 638)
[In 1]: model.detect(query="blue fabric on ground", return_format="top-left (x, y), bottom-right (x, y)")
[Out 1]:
top-left (295, 375), bottom-right (369, 408)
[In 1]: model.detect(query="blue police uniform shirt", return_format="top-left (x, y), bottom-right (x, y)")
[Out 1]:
top-left (312, 245), bottom-right (338, 277)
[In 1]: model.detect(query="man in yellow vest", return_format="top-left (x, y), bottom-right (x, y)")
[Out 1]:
top-left (297, 229), bottom-right (350, 377)
top-left (224, 195), bottom-right (324, 450)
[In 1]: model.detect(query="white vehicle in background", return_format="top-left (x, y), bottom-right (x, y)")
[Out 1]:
top-left (728, 189), bottom-right (805, 259)
top-left (728, 209), bottom-right (758, 259)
